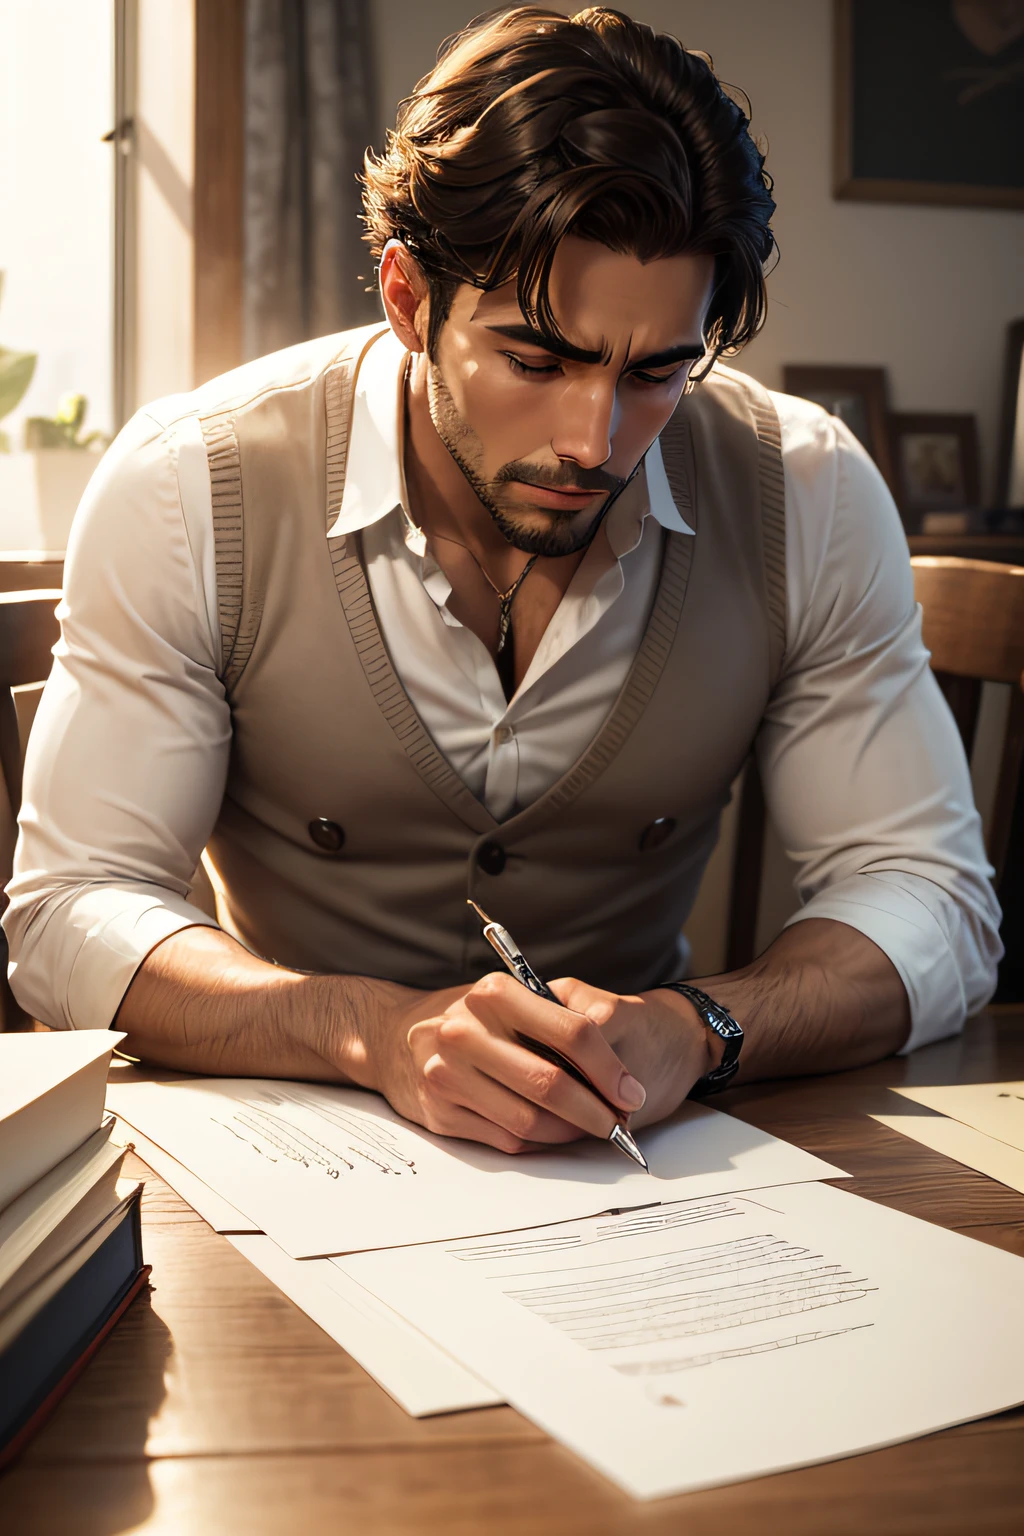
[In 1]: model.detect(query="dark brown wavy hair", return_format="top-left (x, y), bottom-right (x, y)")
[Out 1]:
top-left (361, 7), bottom-right (776, 369)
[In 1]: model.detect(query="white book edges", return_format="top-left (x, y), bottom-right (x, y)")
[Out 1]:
top-left (0, 1126), bottom-right (126, 1314)
top-left (0, 1118), bottom-right (121, 1288)
top-left (0, 1031), bottom-right (126, 1210)
top-left (0, 1183), bottom-right (142, 1353)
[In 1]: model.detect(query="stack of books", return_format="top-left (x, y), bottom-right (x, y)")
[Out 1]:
top-left (0, 1030), bottom-right (148, 1468)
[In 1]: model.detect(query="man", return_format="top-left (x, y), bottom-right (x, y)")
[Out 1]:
top-left (5, 7), bottom-right (1000, 1155)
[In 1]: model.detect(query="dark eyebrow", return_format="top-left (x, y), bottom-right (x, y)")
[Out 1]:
top-left (627, 343), bottom-right (704, 371)
top-left (484, 323), bottom-right (605, 365)
top-left (484, 324), bottom-right (702, 372)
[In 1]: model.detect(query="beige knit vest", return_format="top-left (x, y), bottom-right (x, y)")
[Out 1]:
top-left (197, 324), bottom-right (785, 994)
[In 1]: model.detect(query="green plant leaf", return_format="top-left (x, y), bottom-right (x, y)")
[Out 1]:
top-left (0, 346), bottom-right (38, 422)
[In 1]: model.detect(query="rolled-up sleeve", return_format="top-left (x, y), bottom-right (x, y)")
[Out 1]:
top-left (4, 408), bottom-right (229, 1029)
top-left (762, 396), bottom-right (1002, 1051)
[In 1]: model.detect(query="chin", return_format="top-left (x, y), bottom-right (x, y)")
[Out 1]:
top-left (493, 504), bottom-right (596, 558)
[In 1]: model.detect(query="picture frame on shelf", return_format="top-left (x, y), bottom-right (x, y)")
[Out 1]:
top-left (782, 364), bottom-right (894, 488)
top-left (834, 0), bottom-right (1024, 211)
top-left (889, 412), bottom-right (981, 533)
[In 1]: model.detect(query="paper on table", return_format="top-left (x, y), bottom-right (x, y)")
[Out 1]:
top-left (227, 1234), bottom-right (502, 1417)
top-left (111, 1118), bottom-right (260, 1233)
top-left (111, 1118), bottom-right (500, 1415)
top-left (894, 1082), bottom-right (1024, 1155)
top-left (340, 1182), bottom-right (1024, 1501)
top-left (106, 1078), bottom-right (846, 1258)
top-left (872, 1109), bottom-right (1024, 1196)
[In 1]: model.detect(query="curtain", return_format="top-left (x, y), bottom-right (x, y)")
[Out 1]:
top-left (243, 0), bottom-right (381, 360)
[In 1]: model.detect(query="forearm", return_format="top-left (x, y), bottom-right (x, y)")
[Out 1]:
top-left (688, 917), bottom-right (910, 1082)
top-left (115, 925), bottom-right (416, 1084)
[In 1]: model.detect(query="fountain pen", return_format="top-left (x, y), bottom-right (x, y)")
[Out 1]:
top-left (468, 900), bottom-right (650, 1172)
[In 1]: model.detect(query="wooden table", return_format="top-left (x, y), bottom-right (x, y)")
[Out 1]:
top-left (5, 1007), bottom-right (1024, 1535)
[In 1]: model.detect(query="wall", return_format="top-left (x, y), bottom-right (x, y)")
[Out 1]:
top-left (370, 0), bottom-right (1024, 500)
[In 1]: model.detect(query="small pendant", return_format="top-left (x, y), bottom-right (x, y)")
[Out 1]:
top-left (495, 599), bottom-right (513, 654)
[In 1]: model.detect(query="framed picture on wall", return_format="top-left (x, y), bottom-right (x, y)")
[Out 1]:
top-left (782, 364), bottom-right (894, 487)
top-left (889, 412), bottom-right (981, 529)
top-left (834, 0), bottom-right (1024, 210)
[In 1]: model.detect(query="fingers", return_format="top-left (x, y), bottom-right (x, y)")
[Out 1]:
top-left (425, 1053), bottom-right (586, 1146)
top-left (438, 1014), bottom-right (618, 1139)
top-left (419, 1098), bottom-right (552, 1156)
top-left (466, 972), bottom-right (646, 1117)
top-left (436, 1028), bottom-right (613, 1139)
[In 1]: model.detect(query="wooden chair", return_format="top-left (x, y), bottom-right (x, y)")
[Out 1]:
top-left (0, 591), bottom-right (62, 1029)
top-left (726, 555), bottom-right (1024, 969)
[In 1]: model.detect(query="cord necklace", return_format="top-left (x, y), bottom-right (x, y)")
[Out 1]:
top-left (428, 531), bottom-right (538, 655)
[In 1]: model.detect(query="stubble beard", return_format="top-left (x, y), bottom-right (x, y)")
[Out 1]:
top-left (425, 361), bottom-right (617, 559)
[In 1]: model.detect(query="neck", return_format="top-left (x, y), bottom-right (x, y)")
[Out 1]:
top-left (403, 352), bottom-right (525, 578)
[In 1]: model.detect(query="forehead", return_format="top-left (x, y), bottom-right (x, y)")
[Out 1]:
top-left (459, 236), bottom-right (715, 355)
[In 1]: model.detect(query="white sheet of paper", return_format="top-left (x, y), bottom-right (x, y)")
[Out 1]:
top-left (872, 1110), bottom-right (1024, 1195)
top-left (894, 1082), bottom-right (1024, 1155)
top-left (111, 1116), bottom-right (498, 1415)
top-left (339, 1182), bottom-right (1024, 1500)
top-left (106, 1078), bottom-right (846, 1258)
top-left (111, 1118), bottom-right (260, 1232)
top-left (226, 1233), bottom-right (502, 1417)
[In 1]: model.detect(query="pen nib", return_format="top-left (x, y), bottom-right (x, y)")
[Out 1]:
top-left (610, 1122), bottom-right (650, 1173)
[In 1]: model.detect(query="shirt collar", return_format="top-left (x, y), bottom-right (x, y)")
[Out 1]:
top-left (326, 325), bottom-right (695, 541)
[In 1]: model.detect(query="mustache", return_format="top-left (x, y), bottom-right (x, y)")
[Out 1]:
top-left (493, 460), bottom-right (623, 495)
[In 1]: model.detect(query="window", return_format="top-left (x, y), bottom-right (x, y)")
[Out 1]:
top-left (0, 0), bottom-right (116, 551)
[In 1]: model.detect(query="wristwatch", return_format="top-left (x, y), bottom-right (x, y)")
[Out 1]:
top-left (658, 982), bottom-right (744, 1096)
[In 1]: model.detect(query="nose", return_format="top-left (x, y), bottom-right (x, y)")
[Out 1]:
top-left (550, 375), bottom-right (620, 470)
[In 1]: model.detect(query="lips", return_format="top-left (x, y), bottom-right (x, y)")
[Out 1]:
top-left (512, 480), bottom-right (603, 511)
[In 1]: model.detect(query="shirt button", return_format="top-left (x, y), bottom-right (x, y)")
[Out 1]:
top-left (477, 841), bottom-right (507, 876)
top-left (639, 817), bottom-right (676, 852)
top-left (493, 725), bottom-right (515, 745)
top-left (309, 818), bottom-right (346, 854)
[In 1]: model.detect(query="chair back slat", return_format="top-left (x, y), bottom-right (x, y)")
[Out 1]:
top-left (724, 556), bottom-right (1024, 971)
top-left (912, 557), bottom-right (1024, 684)
top-left (912, 557), bottom-right (1024, 886)
top-left (0, 591), bottom-right (62, 690)
top-left (990, 690), bottom-right (1024, 887)
top-left (0, 591), bottom-right (62, 1031)
top-left (934, 672), bottom-right (983, 757)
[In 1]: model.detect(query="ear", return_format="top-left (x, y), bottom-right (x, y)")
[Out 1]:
top-left (379, 240), bottom-right (430, 354)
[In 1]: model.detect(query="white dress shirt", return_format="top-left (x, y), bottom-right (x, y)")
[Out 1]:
top-left (4, 328), bottom-right (1002, 1048)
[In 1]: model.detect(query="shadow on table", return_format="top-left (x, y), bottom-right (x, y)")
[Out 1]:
top-left (4, 1285), bottom-right (172, 1536)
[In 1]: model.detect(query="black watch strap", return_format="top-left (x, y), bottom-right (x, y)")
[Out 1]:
top-left (659, 983), bottom-right (743, 1096)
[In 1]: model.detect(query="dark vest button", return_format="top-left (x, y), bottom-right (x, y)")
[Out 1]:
top-left (639, 817), bottom-right (676, 852)
top-left (309, 818), bottom-right (345, 854)
top-left (477, 841), bottom-right (507, 876)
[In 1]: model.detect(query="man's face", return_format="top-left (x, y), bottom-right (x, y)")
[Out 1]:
top-left (425, 236), bottom-right (715, 556)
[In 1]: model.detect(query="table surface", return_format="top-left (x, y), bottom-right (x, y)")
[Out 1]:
top-left (5, 1007), bottom-right (1024, 1536)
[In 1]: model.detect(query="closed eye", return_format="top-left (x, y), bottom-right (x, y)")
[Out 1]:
top-left (503, 352), bottom-right (562, 377)
top-left (629, 364), bottom-right (689, 386)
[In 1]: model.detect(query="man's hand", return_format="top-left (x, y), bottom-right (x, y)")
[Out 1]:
top-left (548, 978), bottom-right (714, 1128)
top-left (119, 918), bottom-right (909, 1159)
top-left (357, 972), bottom-right (712, 1153)
top-left (118, 928), bottom-right (707, 1155)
